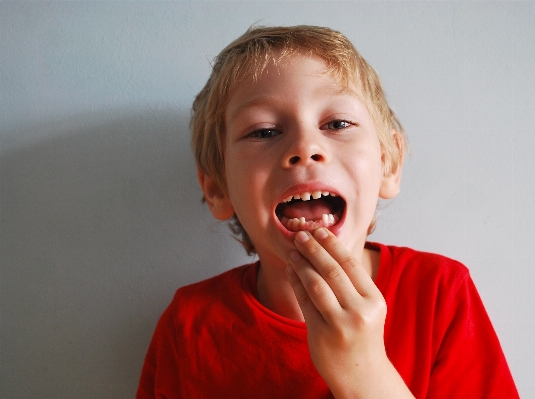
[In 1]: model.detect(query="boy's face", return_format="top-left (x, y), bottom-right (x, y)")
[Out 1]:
top-left (202, 55), bottom-right (401, 269)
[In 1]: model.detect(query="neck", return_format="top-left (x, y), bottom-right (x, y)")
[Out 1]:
top-left (255, 246), bottom-right (380, 322)
top-left (256, 261), bottom-right (305, 322)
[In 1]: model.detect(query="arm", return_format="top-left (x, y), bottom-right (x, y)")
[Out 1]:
top-left (286, 228), bottom-right (415, 399)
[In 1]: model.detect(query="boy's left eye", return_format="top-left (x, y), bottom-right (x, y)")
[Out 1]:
top-left (321, 120), bottom-right (355, 130)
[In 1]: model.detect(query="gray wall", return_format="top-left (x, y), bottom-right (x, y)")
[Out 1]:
top-left (1, 1), bottom-right (533, 397)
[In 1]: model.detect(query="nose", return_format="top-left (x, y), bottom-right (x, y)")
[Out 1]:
top-left (281, 128), bottom-right (327, 168)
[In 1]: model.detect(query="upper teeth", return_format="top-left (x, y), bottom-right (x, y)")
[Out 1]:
top-left (281, 191), bottom-right (337, 203)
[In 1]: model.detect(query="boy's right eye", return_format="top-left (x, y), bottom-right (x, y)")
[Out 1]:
top-left (248, 128), bottom-right (281, 139)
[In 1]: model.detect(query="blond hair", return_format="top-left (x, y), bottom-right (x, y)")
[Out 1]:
top-left (191, 25), bottom-right (406, 254)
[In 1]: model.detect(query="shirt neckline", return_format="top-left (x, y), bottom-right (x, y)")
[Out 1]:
top-left (240, 241), bottom-right (391, 327)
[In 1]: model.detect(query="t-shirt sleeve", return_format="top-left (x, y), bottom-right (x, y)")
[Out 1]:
top-left (136, 298), bottom-right (181, 399)
top-left (426, 273), bottom-right (518, 398)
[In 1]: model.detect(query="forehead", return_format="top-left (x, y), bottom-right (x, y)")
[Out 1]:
top-left (225, 55), bottom-right (363, 122)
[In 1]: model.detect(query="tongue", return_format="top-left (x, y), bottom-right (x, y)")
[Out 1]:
top-left (282, 199), bottom-right (334, 221)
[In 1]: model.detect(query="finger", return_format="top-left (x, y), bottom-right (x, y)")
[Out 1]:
top-left (285, 263), bottom-right (324, 325)
top-left (288, 249), bottom-right (341, 319)
top-left (311, 228), bottom-right (380, 298)
top-left (292, 231), bottom-right (360, 311)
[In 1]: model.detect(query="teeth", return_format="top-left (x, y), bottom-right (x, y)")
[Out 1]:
top-left (281, 191), bottom-right (338, 203)
top-left (284, 213), bottom-right (338, 231)
top-left (292, 218), bottom-right (300, 229)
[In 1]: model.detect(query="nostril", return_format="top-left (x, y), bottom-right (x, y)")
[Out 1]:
top-left (289, 156), bottom-right (300, 165)
top-left (311, 154), bottom-right (322, 161)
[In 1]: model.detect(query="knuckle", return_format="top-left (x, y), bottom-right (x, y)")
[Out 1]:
top-left (296, 292), bottom-right (310, 306)
top-left (340, 256), bottom-right (358, 271)
top-left (307, 242), bottom-right (322, 256)
top-left (374, 298), bottom-right (387, 316)
top-left (324, 264), bottom-right (342, 279)
top-left (309, 279), bottom-right (325, 295)
top-left (352, 313), bottom-right (373, 330)
top-left (353, 300), bottom-right (387, 327)
top-left (331, 323), bottom-right (353, 346)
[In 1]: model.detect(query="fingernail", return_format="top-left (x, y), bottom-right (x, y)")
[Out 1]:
top-left (290, 251), bottom-right (302, 261)
top-left (314, 228), bottom-right (329, 240)
top-left (295, 231), bottom-right (310, 243)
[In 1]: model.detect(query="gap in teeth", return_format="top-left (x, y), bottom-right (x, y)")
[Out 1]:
top-left (282, 191), bottom-right (337, 203)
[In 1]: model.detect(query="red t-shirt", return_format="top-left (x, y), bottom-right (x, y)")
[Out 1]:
top-left (137, 243), bottom-right (519, 398)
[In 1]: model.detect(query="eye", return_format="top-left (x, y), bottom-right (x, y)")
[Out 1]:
top-left (322, 120), bottom-right (356, 130)
top-left (248, 128), bottom-right (281, 139)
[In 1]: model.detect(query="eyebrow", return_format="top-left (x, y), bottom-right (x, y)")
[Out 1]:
top-left (227, 96), bottom-right (280, 123)
top-left (319, 84), bottom-right (362, 100)
top-left (227, 85), bottom-right (363, 123)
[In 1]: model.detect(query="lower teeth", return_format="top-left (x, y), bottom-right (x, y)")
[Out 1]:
top-left (281, 213), bottom-right (338, 231)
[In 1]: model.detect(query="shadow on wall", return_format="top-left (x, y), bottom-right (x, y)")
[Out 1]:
top-left (0, 108), bottom-right (251, 398)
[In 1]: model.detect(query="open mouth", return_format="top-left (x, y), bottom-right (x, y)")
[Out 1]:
top-left (275, 191), bottom-right (345, 232)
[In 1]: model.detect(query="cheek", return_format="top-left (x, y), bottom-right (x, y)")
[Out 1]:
top-left (225, 154), bottom-right (271, 210)
top-left (347, 148), bottom-right (383, 182)
top-left (226, 145), bottom-right (273, 183)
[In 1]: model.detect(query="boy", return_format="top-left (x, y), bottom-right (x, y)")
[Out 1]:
top-left (137, 26), bottom-right (518, 398)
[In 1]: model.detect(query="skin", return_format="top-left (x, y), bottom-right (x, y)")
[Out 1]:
top-left (198, 55), bottom-right (414, 398)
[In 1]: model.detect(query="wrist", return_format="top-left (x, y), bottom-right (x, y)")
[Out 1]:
top-left (327, 355), bottom-right (414, 399)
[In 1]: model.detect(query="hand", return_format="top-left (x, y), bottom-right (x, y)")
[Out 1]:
top-left (286, 228), bottom-right (404, 398)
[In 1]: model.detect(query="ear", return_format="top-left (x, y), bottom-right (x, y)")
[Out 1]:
top-left (197, 168), bottom-right (235, 220)
top-left (379, 130), bottom-right (404, 199)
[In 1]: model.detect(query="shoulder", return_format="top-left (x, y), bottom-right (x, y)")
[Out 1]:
top-left (143, 263), bottom-right (256, 348)
top-left (371, 244), bottom-right (520, 398)
top-left (162, 263), bottom-right (256, 327)
top-left (172, 263), bottom-right (252, 306)
top-left (368, 242), bottom-right (470, 296)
